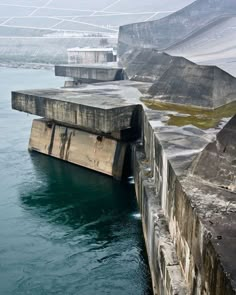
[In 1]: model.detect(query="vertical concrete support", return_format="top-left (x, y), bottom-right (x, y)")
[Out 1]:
top-left (29, 119), bottom-right (127, 179)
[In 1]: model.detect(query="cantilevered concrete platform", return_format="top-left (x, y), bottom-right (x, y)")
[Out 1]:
top-left (12, 81), bottom-right (147, 134)
top-left (55, 64), bottom-right (125, 83)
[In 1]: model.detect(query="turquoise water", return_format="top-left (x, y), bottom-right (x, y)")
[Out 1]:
top-left (0, 68), bottom-right (152, 295)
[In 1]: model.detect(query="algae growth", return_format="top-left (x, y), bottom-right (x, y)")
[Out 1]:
top-left (142, 99), bottom-right (236, 129)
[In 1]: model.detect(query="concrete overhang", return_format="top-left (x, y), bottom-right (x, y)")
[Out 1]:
top-left (12, 81), bottom-right (145, 134)
top-left (55, 64), bottom-right (125, 83)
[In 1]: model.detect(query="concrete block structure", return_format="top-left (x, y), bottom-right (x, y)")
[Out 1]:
top-left (55, 64), bottom-right (125, 85)
top-left (67, 48), bottom-right (117, 64)
top-left (119, 49), bottom-right (236, 108)
top-left (12, 81), bottom-right (144, 179)
top-left (118, 0), bottom-right (236, 55)
top-left (11, 83), bottom-right (142, 134)
top-left (29, 119), bottom-right (127, 179)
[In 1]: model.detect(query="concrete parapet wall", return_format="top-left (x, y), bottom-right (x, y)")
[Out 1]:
top-left (29, 119), bottom-right (127, 179)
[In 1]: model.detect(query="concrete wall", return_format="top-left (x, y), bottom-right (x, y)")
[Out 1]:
top-left (29, 119), bottom-right (127, 179)
top-left (133, 145), bottom-right (188, 294)
top-left (133, 110), bottom-right (236, 294)
top-left (119, 49), bottom-right (236, 109)
top-left (55, 65), bottom-right (125, 83)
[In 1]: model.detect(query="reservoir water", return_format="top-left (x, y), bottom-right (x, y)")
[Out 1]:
top-left (0, 68), bottom-right (152, 295)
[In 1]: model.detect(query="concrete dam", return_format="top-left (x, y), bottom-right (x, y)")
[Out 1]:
top-left (12, 1), bottom-right (236, 294)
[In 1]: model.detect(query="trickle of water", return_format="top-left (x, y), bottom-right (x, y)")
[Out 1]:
top-left (131, 213), bottom-right (142, 220)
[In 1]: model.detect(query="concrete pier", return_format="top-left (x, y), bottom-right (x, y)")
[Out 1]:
top-left (29, 119), bottom-right (127, 179)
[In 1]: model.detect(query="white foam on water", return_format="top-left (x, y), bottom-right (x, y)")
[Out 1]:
top-left (131, 213), bottom-right (141, 220)
top-left (128, 176), bottom-right (134, 184)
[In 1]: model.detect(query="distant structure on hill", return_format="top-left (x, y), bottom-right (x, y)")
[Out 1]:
top-left (67, 48), bottom-right (117, 64)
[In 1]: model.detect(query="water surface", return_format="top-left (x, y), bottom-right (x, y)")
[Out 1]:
top-left (0, 68), bottom-right (152, 295)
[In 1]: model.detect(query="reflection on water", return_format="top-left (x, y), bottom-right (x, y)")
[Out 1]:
top-left (0, 68), bottom-right (152, 295)
top-left (143, 99), bottom-right (236, 129)
top-left (21, 152), bottom-right (139, 237)
top-left (17, 153), bottom-right (152, 295)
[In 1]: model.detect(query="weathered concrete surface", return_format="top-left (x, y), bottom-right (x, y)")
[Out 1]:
top-left (67, 48), bottom-right (116, 64)
top-left (120, 49), bottom-right (236, 108)
top-left (12, 81), bottom-right (147, 134)
top-left (133, 145), bottom-right (189, 294)
top-left (55, 64), bottom-right (125, 83)
top-left (29, 118), bottom-right (127, 179)
top-left (119, 50), bottom-right (194, 83)
top-left (134, 103), bottom-right (236, 294)
top-left (148, 63), bottom-right (236, 108)
top-left (192, 115), bottom-right (236, 191)
top-left (167, 16), bottom-right (236, 77)
top-left (118, 0), bottom-right (236, 56)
